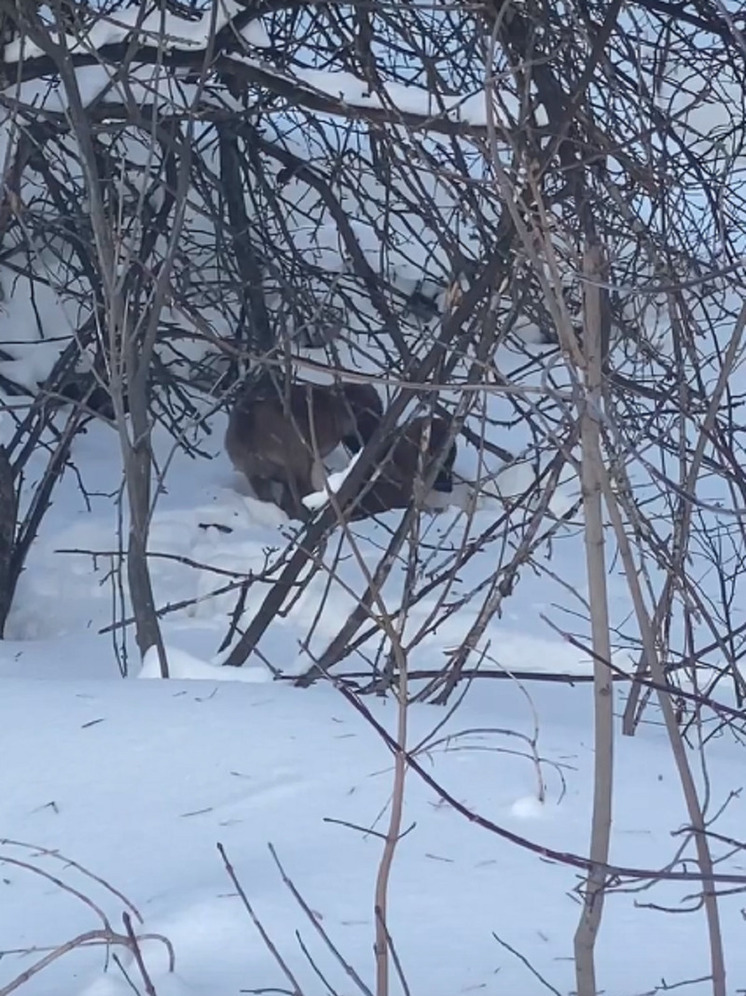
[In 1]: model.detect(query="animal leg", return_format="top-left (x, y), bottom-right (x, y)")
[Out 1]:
top-left (310, 459), bottom-right (327, 494)
top-left (278, 476), bottom-right (312, 522)
top-left (248, 476), bottom-right (277, 504)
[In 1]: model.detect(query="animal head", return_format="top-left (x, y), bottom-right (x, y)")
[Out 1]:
top-left (343, 415), bottom-right (459, 521)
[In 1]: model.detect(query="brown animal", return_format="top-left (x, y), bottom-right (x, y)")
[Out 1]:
top-left (345, 416), bottom-right (457, 520)
top-left (225, 378), bottom-right (383, 520)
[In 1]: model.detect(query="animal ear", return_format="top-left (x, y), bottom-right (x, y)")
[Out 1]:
top-left (342, 432), bottom-right (363, 454)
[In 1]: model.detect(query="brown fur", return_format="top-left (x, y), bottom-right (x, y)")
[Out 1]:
top-left (346, 416), bottom-right (457, 520)
top-left (225, 379), bottom-right (382, 520)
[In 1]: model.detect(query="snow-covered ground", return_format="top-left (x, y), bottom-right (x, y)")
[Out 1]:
top-left (4, 673), bottom-right (745, 996)
top-left (2, 395), bottom-right (597, 679)
top-left (2, 2), bottom-right (746, 991)
top-left (1, 413), bottom-right (745, 996)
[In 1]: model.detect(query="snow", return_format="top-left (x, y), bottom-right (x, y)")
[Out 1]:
top-left (240, 18), bottom-right (271, 50)
top-left (293, 67), bottom-right (513, 128)
top-left (302, 451), bottom-right (367, 511)
top-left (2, 21), bottom-right (545, 128)
top-left (2, 8), bottom-right (746, 994)
top-left (1, 670), bottom-right (745, 996)
top-left (0, 406), bottom-right (744, 996)
top-left (139, 643), bottom-right (270, 682)
top-left (3, 1), bottom-right (246, 61)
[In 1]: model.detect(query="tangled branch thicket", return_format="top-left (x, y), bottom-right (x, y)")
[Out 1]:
top-left (0, 0), bottom-right (745, 718)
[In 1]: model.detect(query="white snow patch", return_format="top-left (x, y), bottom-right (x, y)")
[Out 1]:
top-left (0, 678), bottom-right (744, 996)
top-left (139, 643), bottom-right (270, 682)
top-left (302, 451), bottom-right (363, 510)
top-left (240, 18), bottom-right (271, 49)
top-left (510, 794), bottom-right (546, 819)
top-left (4, 1), bottom-right (244, 61)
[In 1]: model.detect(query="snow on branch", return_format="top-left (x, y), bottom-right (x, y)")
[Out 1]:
top-left (0, 2), bottom-right (537, 135)
top-left (3, 0), bottom-right (261, 61)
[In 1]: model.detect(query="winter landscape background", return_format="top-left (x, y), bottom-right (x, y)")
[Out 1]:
top-left (1, 0), bottom-right (746, 994)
